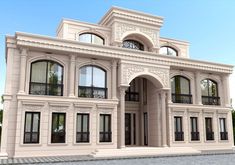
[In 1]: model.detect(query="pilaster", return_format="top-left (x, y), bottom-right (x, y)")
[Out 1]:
top-left (18, 48), bottom-right (28, 94)
top-left (69, 55), bottom-right (76, 97)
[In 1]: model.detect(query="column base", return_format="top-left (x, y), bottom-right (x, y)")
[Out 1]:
top-left (0, 152), bottom-right (8, 159)
top-left (68, 94), bottom-right (75, 97)
top-left (17, 91), bottom-right (26, 95)
top-left (162, 145), bottom-right (168, 148)
top-left (118, 145), bottom-right (126, 149)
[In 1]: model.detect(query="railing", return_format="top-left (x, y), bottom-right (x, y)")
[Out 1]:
top-left (175, 132), bottom-right (184, 141)
top-left (99, 132), bottom-right (112, 142)
top-left (30, 82), bottom-right (63, 96)
top-left (76, 132), bottom-right (90, 143)
top-left (202, 96), bottom-right (220, 105)
top-left (78, 86), bottom-right (107, 99)
top-left (191, 132), bottom-right (200, 141)
top-left (172, 94), bottom-right (192, 104)
top-left (51, 131), bottom-right (66, 143)
top-left (125, 92), bottom-right (139, 102)
top-left (206, 132), bottom-right (214, 140)
top-left (220, 132), bottom-right (228, 140)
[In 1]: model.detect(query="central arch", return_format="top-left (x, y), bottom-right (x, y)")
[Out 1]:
top-left (123, 73), bottom-right (168, 147)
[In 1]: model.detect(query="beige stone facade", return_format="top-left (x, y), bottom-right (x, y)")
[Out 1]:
top-left (1, 7), bottom-right (234, 158)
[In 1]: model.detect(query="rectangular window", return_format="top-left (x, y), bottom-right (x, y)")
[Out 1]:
top-left (99, 114), bottom-right (112, 142)
top-left (219, 118), bottom-right (228, 140)
top-left (24, 112), bottom-right (40, 144)
top-left (76, 113), bottom-right (90, 143)
top-left (174, 116), bottom-right (184, 141)
top-left (205, 117), bottom-right (214, 140)
top-left (190, 117), bottom-right (199, 141)
top-left (143, 78), bottom-right (147, 105)
top-left (51, 113), bottom-right (66, 143)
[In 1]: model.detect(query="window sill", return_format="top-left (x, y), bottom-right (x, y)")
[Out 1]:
top-left (48, 143), bottom-right (68, 146)
top-left (97, 142), bottom-right (114, 145)
top-left (20, 143), bottom-right (42, 147)
top-left (73, 142), bottom-right (92, 146)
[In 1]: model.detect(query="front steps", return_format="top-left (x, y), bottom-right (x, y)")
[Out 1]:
top-left (92, 147), bottom-right (201, 158)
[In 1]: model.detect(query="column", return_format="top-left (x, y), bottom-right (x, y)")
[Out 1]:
top-left (195, 71), bottom-right (202, 105)
top-left (18, 48), bottom-right (28, 94)
top-left (161, 91), bottom-right (168, 147)
top-left (69, 55), bottom-right (76, 97)
top-left (118, 86), bottom-right (128, 148)
top-left (222, 74), bottom-right (230, 107)
top-left (0, 99), bottom-right (10, 157)
top-left (157, 92), bottom-right (162, 146)
top-left (112, 60), bottom-right (117, 99)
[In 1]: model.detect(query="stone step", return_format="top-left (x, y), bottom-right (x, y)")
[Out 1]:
top-left (92, 147), bottom-right (201, 158)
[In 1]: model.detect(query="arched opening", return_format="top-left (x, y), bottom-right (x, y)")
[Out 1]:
top-left (123, 75), bottom-right (167, 147)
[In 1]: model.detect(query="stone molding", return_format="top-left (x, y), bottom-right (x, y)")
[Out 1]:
top-left (14, 32), bottom-right (233, 74)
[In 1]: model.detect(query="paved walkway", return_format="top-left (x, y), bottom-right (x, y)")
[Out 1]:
top-left (0, 151), bottom-right (234, 165)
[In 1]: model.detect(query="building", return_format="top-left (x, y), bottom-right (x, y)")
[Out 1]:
top-left (1, 7), bottom-right (234, 158)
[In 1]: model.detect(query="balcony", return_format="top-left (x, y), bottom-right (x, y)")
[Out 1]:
top-left (206, 132), bottom-right (214, 140)
top-left (191, 132), bottom-right (200, 141)
top-left (78, 86), bottom-right (107, 99)
top-left (220, 132), bottom-right (228, 140)
top-left (175, 131), bottom-right (184, 141)
top-left (202, 96), bottom-right (220, 105)
top-left (29, 82), bottom-right (63, 96)
top-left (172, 94), bottom-right (192, 104)
top-left (125, 92), bottom-right (139, 102)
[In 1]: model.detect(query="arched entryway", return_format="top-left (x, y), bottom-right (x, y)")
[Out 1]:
top-left (118, 73), bottom-right (170, 148)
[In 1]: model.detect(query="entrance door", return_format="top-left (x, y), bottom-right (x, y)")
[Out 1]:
top-left (144, 112), bottom-right (148, 145)
top-left (125, 113), bottom-right (131, 145)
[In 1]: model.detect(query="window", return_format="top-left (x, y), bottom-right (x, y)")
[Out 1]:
top-left (79, 33), bottom-right (104, 45)
top-left (79, 65), bottom-right (107, 99)
top-left (159, 46), bottom-right (178, 56)
top-left (122, 40), bottom-right (144, 51)
top-left (219, 118), bottom-right (228, 140)
top-left (51, 113), bottom-right (66, 143)
top-left (174, 116), bottom-right (184, 141)
top-left (99, 114), bottom-right (112, 142)
top-left (24, 112), bottom-right (40, 144)
top-left (76, 114), bottom-right (90, 143)
top-left (29, 60), bottom-right (63, 96)
top-left (190, 117), bottom-right (199, 141)
top-left (125, 79), bottom-right (139, 102)
top-left (205, 117), bottom-right (214, 140)
top-left (171, 76), bottom-right (192, 104)
top-left (201, 79), bottom-right (220, 105)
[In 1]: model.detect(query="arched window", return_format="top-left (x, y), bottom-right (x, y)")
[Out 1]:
top-left (201, 79), bottom-right (219, 105)
top-left (159, 46), bottom-right (178, 56)
top-left (122, 40), bottom-right (144, 51)
top-left (79, 33), bottom-right (104, 45)
top-left (79, 65), bottom-right (107, 99)
top-left (29, 60), bottom-right (63, 96)
top-left (171, 75), bottom-right (192, 104)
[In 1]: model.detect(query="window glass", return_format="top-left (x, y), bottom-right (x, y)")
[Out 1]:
top-left (51, 113), bottom-right (66, 143)
top-left (219, 118), bottom-right (226, 132)
top-left (122, 40), bottom-right (144, 51)
top-left (30, 60), bottom-right (63, 96)
top-left (79, 33), bottom-right (104, 45)
top-left (160, 46), bottom-right (177, 56)
top-left (79, 66), bottom-right (106, 98)
top-left (77, 115), bottom-right (82, 132)
top-left (79, 33), bottom-right (92, 43)
top-left (31, 61), bottom-right (47, 83)
top-left (93, 67), bottom-right (105, 87)
top-left (24, 112), bottom-right (40, 143)
top-left (201, 79), bottom-right (218, 97)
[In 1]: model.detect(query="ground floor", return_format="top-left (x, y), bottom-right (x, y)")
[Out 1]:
top-left (1, 77), bottom-right (233, 158)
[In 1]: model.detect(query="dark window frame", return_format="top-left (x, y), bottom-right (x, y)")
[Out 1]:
top-left (171, 75), bottom-right (192, 104)
top-left (51, 113), bottom-right (66, 143)
top-left (78, 65), bottom-right (107, 99)
top-left (29, 60), bottom-right (64, 96)
top-left (122, 40), bottom-right (144, 51)
top-left (125, 79), bottom-right (139, 102)
top-left (24, 112), bottom-right (40, 144)
top-left (190, 117), bottom-right (200, 141)
top-left (201, 79), bottom-right (220, 105)
top-left (76, 113), bottom-right (90, 143)
top-left (174, 116), bottom-right (184, 141)
top-left (205, 117), bottom-right (214, 141)
top-left (99, 114), bottom-right (112, 143)
top-left (79, 33), bottom-right (105, 45)
top-left (219, 118), bottom-right (228, 140)
top-left (160, 46), bottom-right (178, 56)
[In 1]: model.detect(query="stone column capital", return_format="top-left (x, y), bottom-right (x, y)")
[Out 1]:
top-left (20, 47), bottom-right (29, 56)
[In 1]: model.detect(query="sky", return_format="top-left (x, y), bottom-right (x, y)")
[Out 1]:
top-left (1, 0), bottom-right (235, 108)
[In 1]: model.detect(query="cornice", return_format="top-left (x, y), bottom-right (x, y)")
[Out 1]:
top-left (14, 32), bottom-right (233, 74)
top-left (99, 6), bottom-right (163, 28)
top-left (160, 37), bottom-right (189, 46)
